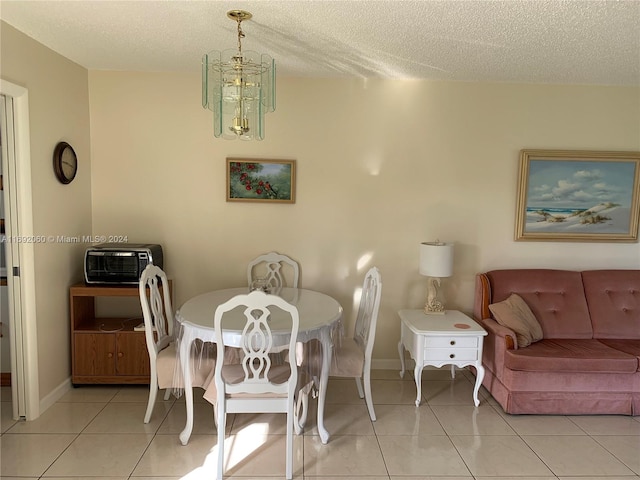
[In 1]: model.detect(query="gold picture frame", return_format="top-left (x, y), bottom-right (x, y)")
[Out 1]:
top-left (226, 158), bottom-right (296, 204)
top-left (515, 149), bottom-right (640, 242)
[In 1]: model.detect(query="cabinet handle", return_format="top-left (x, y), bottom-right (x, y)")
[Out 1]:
top-left (450, 340), bottom-right (455, 345)
top-left (118, 352), bottom-right (124, 358)
top-left (107, 353), bottom-right (113, 358)
top-left (449, 353), bottom-right (455, 359)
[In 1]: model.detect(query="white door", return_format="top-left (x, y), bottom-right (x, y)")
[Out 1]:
top-left (1, 121), bottom-right (10, 382)
top-left (0, 82), bottom-right (39, 420)
top-left (1, 94), bottom-right (25, 418)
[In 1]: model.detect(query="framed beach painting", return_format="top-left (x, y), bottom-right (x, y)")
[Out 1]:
top-left (226, 158), bottom-right (296, 204)
top-left (515, 150), bottom-right (640, 242)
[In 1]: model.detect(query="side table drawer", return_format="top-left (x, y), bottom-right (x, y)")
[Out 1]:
top-left (423, 348), bottom-right (479, 362)
top-left (425, 336), bottom-right (478, 348)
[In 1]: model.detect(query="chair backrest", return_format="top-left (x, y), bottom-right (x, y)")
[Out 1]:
top-left (214, 290), bottom-right (300, 396)
top-left (353, 267), bottom-right (382, 362)
top-left (139, 264), bottom-right (173, 364)
top-left (247, 251), bottom-right (300, 289)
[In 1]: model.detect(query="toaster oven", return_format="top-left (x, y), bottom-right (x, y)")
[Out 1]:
top-left (84, 243), bottom-right (163, 284)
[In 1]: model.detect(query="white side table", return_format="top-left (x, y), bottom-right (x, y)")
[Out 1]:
top-left (398, 309), bottom-right (487, 407)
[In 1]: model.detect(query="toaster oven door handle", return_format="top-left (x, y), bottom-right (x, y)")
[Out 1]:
top-left (88, 251), bottom-right (136, 256)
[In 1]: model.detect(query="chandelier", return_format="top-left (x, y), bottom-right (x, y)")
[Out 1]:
top-left (202, 10), bottom-right (276, 141)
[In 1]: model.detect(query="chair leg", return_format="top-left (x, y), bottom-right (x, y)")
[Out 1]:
top-left (294, 380), bottom-right (313, 434)
top-left (217, 403), bottom-right (227, 480)
top-left (355, 376), bottom-right (365, 399)
top-left (163, 388), bottom-right (171, 401)
top-left (144, 375), bottom-right (159, 423)
top-left (286, 405), bottom-right (294, 480)
top-left (363, 369), bottom-right (376, 422)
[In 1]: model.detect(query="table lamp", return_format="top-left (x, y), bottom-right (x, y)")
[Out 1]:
top-left (419, 241), bottom-right (454, 314)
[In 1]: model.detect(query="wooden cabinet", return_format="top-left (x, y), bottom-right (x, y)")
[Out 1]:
top-left (70, 282), bottom-right (169, 385)
top-left (73, 332), bottom-right (149, 378)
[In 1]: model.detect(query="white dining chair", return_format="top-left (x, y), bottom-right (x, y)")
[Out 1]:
top-left (139, 264), bottom-right (215, 423)
top-left (212, 290), bottom-right (299, 480)
top-left (247, 251), bottom-right (300, 289)
top-left (139, 264), bottom-right (177, 423)
top-left (329, 266), bottom-right (382, 421)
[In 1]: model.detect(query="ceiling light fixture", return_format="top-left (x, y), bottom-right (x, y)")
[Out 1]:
top-left (202, 10), bottom-right (276, 141)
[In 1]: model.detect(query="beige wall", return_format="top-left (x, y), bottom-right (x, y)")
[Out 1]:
top-left (1, 22), bottom-right (92, 397)
top-left (89, 71), bottom-right (640, 362)
top-left (2, 17), bottom-right (637, 411)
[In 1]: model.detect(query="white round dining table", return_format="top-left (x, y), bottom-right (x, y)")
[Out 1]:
top-left (175, 287), bottom-right (343, 445)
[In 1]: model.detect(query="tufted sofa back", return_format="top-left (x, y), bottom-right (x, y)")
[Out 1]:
top-left (479, 269), bottom-right (593, 339)
top-left (582, 270), bottom-right (640, 339)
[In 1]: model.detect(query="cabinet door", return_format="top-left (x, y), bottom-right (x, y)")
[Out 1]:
top-left (74, 333), bottom-right (116, 376)
top-left (115, 332), bottom-right (151, 376)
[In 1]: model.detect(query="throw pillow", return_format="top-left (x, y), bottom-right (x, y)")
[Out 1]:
top-left (489, 293), bottom-right (543, 348)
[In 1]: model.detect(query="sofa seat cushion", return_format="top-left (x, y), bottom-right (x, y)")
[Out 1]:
top-left (504, 339), bottom-right (638, 373)
top-left (598, 339), bottom-right (640, 371)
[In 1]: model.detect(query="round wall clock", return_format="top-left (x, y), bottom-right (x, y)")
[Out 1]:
top-left (53, 141), bottom-right (78, 184)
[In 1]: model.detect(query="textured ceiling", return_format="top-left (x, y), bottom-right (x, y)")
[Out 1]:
top-left (1, 0), bottom-right (639, 85)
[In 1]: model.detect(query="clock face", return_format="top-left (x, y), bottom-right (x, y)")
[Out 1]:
top-left (61, 147), bottom-right (77, 179)
top-left (53, 142), bottom-right (77, 184)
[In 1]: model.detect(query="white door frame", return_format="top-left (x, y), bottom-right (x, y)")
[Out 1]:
top-left (1, 79), bottom-right (39, 420)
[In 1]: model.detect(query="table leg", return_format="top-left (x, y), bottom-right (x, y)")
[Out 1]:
top-left (317, 329), bottom-right (332, 444)
top-left (398, 340), bottom-right (406, 378)
top-left (413, 364), bottom-right (423, 407)
top-left (472, 363), bottom-right (485, 407)
top-left (178, 338), bottom-right (194, 445)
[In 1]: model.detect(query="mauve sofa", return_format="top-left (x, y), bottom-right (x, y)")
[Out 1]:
top-left (473, 269), bottom-right (640, 415)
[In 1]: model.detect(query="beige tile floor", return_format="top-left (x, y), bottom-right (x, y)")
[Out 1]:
top-left (1, 369), bottom-right (639, 479)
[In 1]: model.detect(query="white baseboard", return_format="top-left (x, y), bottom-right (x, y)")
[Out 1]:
top-left (35, 363), bottom-right (450, 417)
top-left (372, 358), bottom-right (406, 370)
top-left (40, 377), bottom-right (72, 415)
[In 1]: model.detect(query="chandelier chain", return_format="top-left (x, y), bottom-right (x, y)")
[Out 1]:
top-left (236, 17), bottom-right (245, 53)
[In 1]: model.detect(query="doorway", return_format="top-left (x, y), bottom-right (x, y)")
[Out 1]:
top-left (0, 80), bottom-right (40, 420)
top-left (1, 99), bottom-right (8, 387)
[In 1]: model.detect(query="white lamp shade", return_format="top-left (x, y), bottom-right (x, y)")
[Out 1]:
top-left (419, 242), bottom-right (454, 277)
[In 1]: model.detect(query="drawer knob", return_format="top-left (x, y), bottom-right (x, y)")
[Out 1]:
top-left (450, 340), bottom-right (456, 345)
top-left (107, 353), bottom-right (113, 358)
top-left (449, 353), bottom-right (455, 359)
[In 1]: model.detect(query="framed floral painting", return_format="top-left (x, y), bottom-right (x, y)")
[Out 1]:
top-left (515, 149), bottom-right (640, 242)
top-left (226, 158), bottom-right (296, 204)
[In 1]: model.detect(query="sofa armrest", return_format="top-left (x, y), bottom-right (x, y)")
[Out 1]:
top-left (477, 317), bottom-right (517, 380)
top-left (474, 272), bottom-right (517, 351)
top-left (474, 273), bottom-right (492, 320)
top-left (474, 271), bottom-right (517, 380)
top-left (481, 318), bottom-right (517, 351)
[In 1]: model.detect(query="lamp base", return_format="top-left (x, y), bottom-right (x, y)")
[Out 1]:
top-left (424, 304), bottom-right (446, 315)
top-left (424, 276), bottom-right (446, 315)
